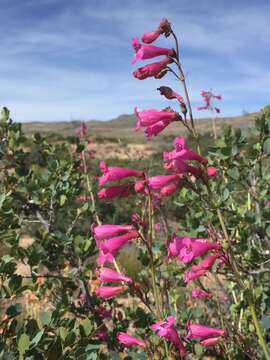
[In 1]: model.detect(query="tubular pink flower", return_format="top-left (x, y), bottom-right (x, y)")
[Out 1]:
top-left (141, 18), bottom-right (171, 44)
top-left (147, 175), bottom-right (180, 189)
top-left (178, 237), bottom-right (221, 263)
top-left (95, 285), bottom-right (125, 299)
top-left (142, 30), bottom-right (161, 44)
top-left (91, 223), bottom-right (134, 243)
top-left (98, 267), bottom-right (132, 284)
top-left (133, 58), bottom-right (172, 80)
top-left (160, 181), bottom-right (182, 197)
top-left (191, 288), bottom-right (212, 299)
top-left (75, 122), bottom-right (87, 137)
top-left (158, 86), bottom-right (184, 103)
top-left (101, 230), bottom-right (139, 255)
top-left (134, 179), bottom-right (146, 193)
top-left (167, 235), bottom-right (220, 263)
top-left (131, 37), bottom-right (175, 64)
top-left (183, 253), bottom-right (221, 283)
top-left (97, 249), bottom-right (114, 266)
top-left (135, 107), bottom-right (179, 130)
top-left (164, 157), bottom-right (202, 177)
top-left (144, 118), bottom-right (173, 138)
top-left (187, 321), bottom-right (225, 340)
top-left (164, 136), bottom-right (207, 163)
top-left (207, 166), bottom-right (217, 177)
top-left (98, 183), bottom-right (132, 200)
top-left (98, 160), bottom-right (144, 186)
top-left (151, 316), bottom-right (186, 356)
top-left (117, 332), bottom-right (146, 348)
top-left (200, 337), bottom-right (222, 346)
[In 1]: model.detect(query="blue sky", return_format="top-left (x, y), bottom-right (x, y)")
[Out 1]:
top-left (1, 0), bottom-right (270, 122)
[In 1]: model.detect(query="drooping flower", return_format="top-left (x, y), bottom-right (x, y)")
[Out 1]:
top-left (164, 157), bottom-right (202, 177)
top-left (131, 37), bottom-right (175, 64)
top-left (98, 160), bottom-right (144, 186)
top-left (101, 230), bottom-right (139, 255)
top-left (191, 288), bottom-right (212, 299)
top-left (141, 18), bottom-right (171, 43)
top-left (151, 315), bottom-right (186, 356)
top-left (135, 107), bottom-right (180, 130)
top-left (183, 253), bottom-right (221, 283)
top-left (117, 332), bottom-right (146, 348)
top-left (186, 321), bottom-right (225, 340)
top-left (95, 285), bottom-right (125, 299)
top-left (91, 223), bottom-right (134, 243)
top-left (207, 166), bottom-right (217, 177)
top-left (96, 330), bottom-right (108, 340)
top-left (97, 249), bottom-right (115, 266)
top-left (98, 267), bottom-right (132, 284)
top-left (158, 86), bottom-right (184, 103)
top-left (98, 183), bottom-right (133, 200)
top-left (160, 181), bottom-right (182, 196)
top-left (133, 58), bottom-right (172, 80)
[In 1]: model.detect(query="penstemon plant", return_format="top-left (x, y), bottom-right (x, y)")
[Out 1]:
top-left (92, 19), bottom-right (270, 359)
top-left (0, 18), bottom-right (270, 360)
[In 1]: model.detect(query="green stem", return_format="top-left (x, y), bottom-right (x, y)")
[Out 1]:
top-left (250, 303), bottom-right (270, 360)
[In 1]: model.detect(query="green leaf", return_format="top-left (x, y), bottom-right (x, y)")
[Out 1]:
top-left (80, 318), bottom-right (92, 336)
top-left (6, 303), bottom-right (22, 317)
top-left (60, 194), bottom-right (66, 206)
top-left (263, 138), bottom-right (270, 155)
top-left (30, 330), bottom-right (44, 348)
top-left (40, 311), bottom-right (51, 326)
top-left (194, 343), bottom-right (203, 356)
top-left (18, 334), bottom-right (30, 360)
top-left (227, 167), bottom-right (240, 180)
top-left (261, 315), bottom-right (270, 330)
top-left (59, 326), bottom-right (68, 342)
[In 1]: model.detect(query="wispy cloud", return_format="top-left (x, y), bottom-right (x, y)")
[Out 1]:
top-left (0, 0), bottom-right (269, 121)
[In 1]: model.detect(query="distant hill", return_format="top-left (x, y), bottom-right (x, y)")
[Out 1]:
top-left (22, 111), bottom-right (258, 142)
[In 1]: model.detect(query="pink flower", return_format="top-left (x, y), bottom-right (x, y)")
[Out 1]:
top-left (158, 86), bottom-right (184, 103)
top-left (160, 181), bottom-right (182, 196)
top-left (200, 337), bottom-right (222, 346)
top-left (151, 316), bottom-right (186, 356)
top-left (98, 183), bottom-right (132, 200)
top-left (134, 179), bottom-right (146, 193)
top-left (141, 18), bottom-right (171, 44)
top-left (117, 332), bottom-right (146, 348)
top-left (207, 166), bottom-right (217, 177)
top-left (191, 288), bottom-right (212, 299)
top-left (163, 136), bottom-right (207, 164)
top-left (91, 224), bottom-right (134, 243)
top-left (98, 267), bottom-right (132, 284)
top-left (197, 90), bottom-right (222, 113)
top-left (95, 285), bottom-right (125, 299)
top-left (98, 160), bottom-right (144, 186)
top-left (167, 234), bottom-right (220, 263)
top-left (144, 118), bottom-right (174, 138)
top-left (187, 321), bottom-right (225, 340)
top-left (101, 230), bottom-right (139, 255)
top-left (97, 249), bottom-right (115, 266)
top-left (133, 58), bottom-right (172, 80)
top-left (265, 199), bottom-right (270, 206)
top-left (164, 158), bottom-right (202, 177)
top-left (147, 175), bottom-right (180, 189)
top-left (135, 107), bottom-right (179, 130)
top-left (154, 222), bottom-right (162, 231)
top-left (183, 253), bottom-right (221, 283)
top-left (131, 37), bottom-right (175, 64)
